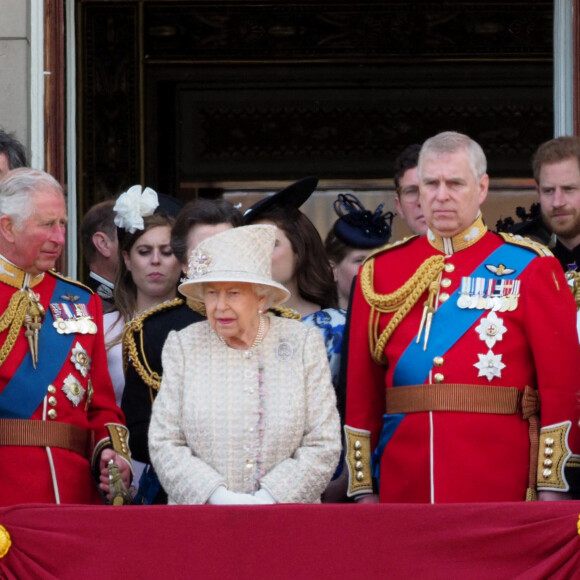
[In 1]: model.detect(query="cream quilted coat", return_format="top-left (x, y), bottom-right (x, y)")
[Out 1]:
top-left (149, 316), bottom-right (341, 504)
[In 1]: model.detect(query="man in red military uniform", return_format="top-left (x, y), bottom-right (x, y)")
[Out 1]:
top-left (345, 131), bottom-right (580, 503)
top-left (0, 168), bottom-right (132, 505)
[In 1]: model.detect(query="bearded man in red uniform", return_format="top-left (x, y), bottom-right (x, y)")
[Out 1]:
top-left (0, 168), bottom-right (131, 505)
top-left (345, 131), bottom-right (580, 503)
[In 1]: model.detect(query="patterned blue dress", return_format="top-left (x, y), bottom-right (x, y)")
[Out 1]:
top-left (302, 308), bottom-right (346, 393)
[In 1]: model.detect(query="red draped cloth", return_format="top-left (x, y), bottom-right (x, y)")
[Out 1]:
top-left (0, 502), bottom-right (579, 579)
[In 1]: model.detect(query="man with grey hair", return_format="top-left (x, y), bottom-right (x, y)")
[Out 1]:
top-left (344, 131), bottom-right (580, 504)
top-left (0, 168), bottom-right (132, 506)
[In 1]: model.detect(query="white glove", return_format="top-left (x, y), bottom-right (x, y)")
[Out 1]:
top-left (208, 486), bottom-right (263, 505)
top-left (254, 488), bottom-right (276, 504)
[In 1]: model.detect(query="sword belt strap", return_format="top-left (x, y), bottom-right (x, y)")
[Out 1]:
top-left (0, 418), bottom-right (90, 458)
top-left (385, 384), bottom-right (521, 415)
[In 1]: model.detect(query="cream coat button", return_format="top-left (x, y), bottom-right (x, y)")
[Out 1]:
top-left (444, 263), bottom-right (455, 273)
top-left (439, 293), bottom-right (450, 302)
top-left (434, 373), bottom-right (444, 383)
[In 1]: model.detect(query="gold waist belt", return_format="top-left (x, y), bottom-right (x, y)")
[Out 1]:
top-left (0, 418), bottom-right (90, 458)
top-left (385, 384), bottom-right (522, 415)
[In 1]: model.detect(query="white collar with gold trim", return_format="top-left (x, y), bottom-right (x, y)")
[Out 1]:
top-left (426, 214), bottom-right (487, 255)
top-left (0, 253), bottom-right (44, 289)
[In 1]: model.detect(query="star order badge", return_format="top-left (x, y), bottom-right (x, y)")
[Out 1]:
top-left (62, 373), bottom-right (86, 407)
top-left (475, 312), bottom-right (507, 349)
top-left (70, 342), bottom-right (91, 377)
top-left (474, 350), bottom-right (506, 382)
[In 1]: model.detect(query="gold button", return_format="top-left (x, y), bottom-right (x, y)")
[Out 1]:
top-left (543, 459), bottom-right (553, 468)
top-left (542, 468), bottom-right (552, 479)
top-left (545, 437), bottom-right (554, 447)
top-left (354, 441), bottom-right (362, 450)
top-left (439, 292), bottom-right (450, 302)
top-left (440, 278), bottom-right (451, 288)
top-left (544, 447), bottom-right (554, 457)
top-left (444, 263), bottom-right (455, 273)
top-left (48, 396), bottom-right (57, 406)
top-left (434, 373), bottom-right (444, 383)
top-left (47, 385), bottom-right (56, 394)
top-left (355, 461), bottom-right (363, 470)
top-left (433, 356), bottom-right (444, 367)
top-left (48, 409), bottom-right (57, 420)
top-left (356, 471), bottom-right (364, 481)
top-left (355, 451), bottom-right (362, 460)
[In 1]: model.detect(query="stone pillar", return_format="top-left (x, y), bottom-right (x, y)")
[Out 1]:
top-left (0, 0), bottom-right (30, 151)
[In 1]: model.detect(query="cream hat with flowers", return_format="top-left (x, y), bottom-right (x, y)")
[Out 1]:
top-left (178, 224), bottom-right (290, 306)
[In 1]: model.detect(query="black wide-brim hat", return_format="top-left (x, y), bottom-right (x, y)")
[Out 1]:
top-left (243, 176), bottom-right (319, 223)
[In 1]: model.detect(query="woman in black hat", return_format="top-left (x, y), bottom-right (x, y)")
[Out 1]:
top-left (325, 193), bottom-right (394, 309)
top-left (243, 177), bottom-right (344, 388)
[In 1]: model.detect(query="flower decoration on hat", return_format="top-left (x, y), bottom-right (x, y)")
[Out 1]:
top-left (332, 193), bottom-right (394, 249)
top-left (187, 248), bottom-right (213, 279)
top-left (113, 185), bottom-right (159, 234)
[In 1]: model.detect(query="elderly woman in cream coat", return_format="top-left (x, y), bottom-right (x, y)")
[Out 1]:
top-left (149, 224), bottom-right (341, 504)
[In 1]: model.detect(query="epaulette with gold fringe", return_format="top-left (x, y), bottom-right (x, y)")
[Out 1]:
top-left (498, 232), bottom-right (553, 258)
top-left (49, 270), bottom-right (95, 295)
top-left (362, 235), bottom-right (419, 264)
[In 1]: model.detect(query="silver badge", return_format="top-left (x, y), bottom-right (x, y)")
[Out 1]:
top-left (62, 373), bottom-right (86, 407)
top-left (474, 350), bottom-right (506, 382)
top-left (474, 311), bottom-right (507, 349)
top-left (276, 341), bottom-right (293, 361)
top-left (70, 342), bottom-right (91, 377)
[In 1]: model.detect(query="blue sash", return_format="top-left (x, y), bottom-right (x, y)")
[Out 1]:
top-left (392, 243), bottom-right (536, 387)
top-left (0, 278), bottom-right (90, 419)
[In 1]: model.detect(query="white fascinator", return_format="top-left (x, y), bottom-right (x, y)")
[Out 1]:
top-left (113, 185), bottom-right (159, 233)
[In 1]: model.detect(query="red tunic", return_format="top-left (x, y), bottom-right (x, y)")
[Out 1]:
top-left (0, 269), bottom-right (126, 505)
top-left (345, 223), bottom-right (580, 503)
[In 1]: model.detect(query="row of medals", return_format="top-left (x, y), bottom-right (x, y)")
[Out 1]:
top-left (53, 317), bottom-right (97, 335)
top-left (457, 293), bottom-right (519, 312)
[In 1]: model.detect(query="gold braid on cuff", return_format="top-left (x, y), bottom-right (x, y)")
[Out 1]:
top-left (537, 421), bottom-right (572, 492)
top-left (344, 425), bottom-right (373, 497)
top-left (92, 423), bottom-right (133, 474)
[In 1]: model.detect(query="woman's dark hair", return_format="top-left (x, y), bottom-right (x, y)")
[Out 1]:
top-left (256, 206), bottom-right (338, 309)
top-left (170, 198), bottom-right (243, 264)
top-left (324, 225), bottom-right (350, 265)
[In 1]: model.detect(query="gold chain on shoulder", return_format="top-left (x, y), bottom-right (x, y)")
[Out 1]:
top-left (360, 255), bottom-right (445, 365)
top-left (269, 305), bottom-right (301, 319)
top-left (0, 290), bottom-right (33, 367)
top-left (122, 298), bottom-right (183, 392)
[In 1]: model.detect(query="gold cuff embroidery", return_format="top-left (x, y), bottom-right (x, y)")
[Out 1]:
top-left (92, 423), bottom-right (133, 473)
top-left (344, 425), bottom-right (373, 497)
top-left (537, 421), bottom-right (572, 491)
